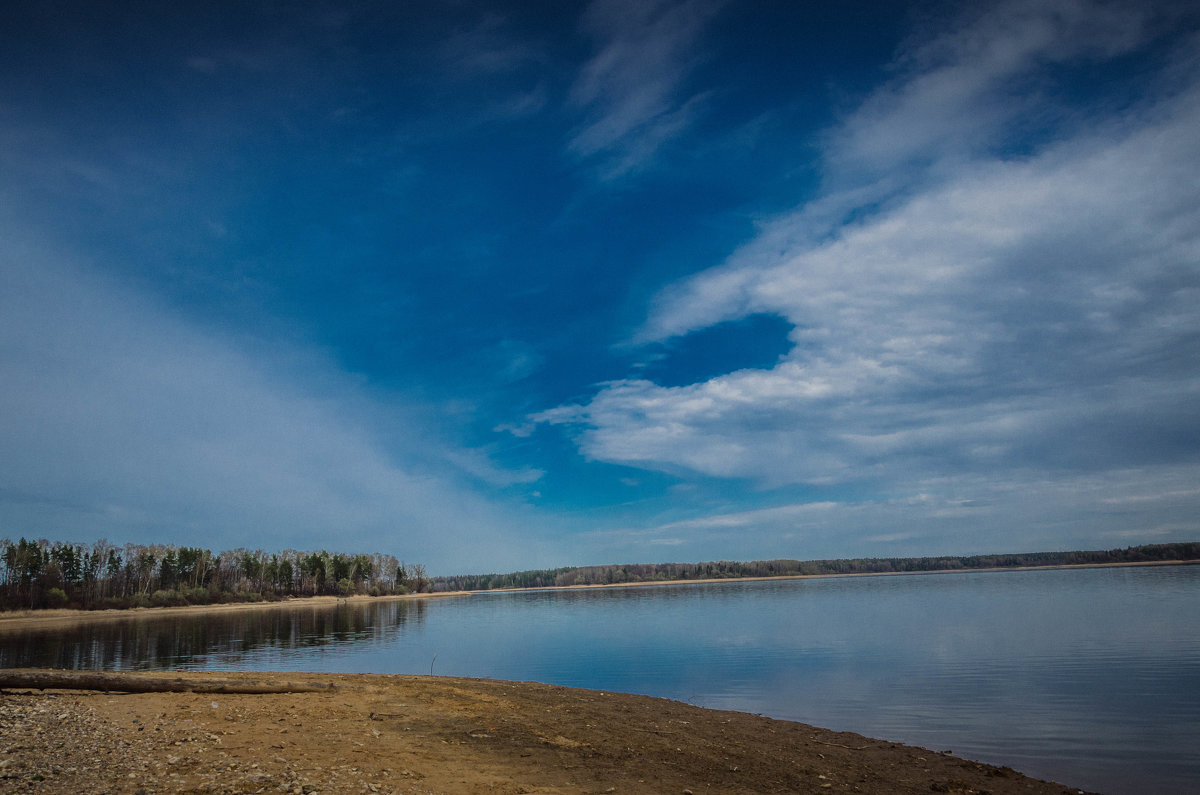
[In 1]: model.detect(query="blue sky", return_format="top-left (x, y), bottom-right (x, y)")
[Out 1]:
top-left (2, 0), bottom-right (1198, 574)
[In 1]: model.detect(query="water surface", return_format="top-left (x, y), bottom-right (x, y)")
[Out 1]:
top-left (5, 565), bottom-right (1198, 794)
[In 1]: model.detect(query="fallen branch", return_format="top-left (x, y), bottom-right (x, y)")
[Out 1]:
top-left (0, 669), bottom-right (336, 694)
top-left (811, 736), bottom-right (873, 751)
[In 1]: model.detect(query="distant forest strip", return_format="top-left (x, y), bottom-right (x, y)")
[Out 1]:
top-left (0, 538), bottom-right (428, 612)
top-left (429, 542), bottom-right (1200, 592)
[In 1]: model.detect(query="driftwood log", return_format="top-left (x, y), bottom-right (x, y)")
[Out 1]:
top-left (0, 669), bottom-right (337, 694)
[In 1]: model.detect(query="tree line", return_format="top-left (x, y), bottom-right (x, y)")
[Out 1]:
top-left (429, 542), bottom-right (1200, 592)
top-left (0, 537), bottom-right (427, 611)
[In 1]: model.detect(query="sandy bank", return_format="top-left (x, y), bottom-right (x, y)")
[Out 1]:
top-left (0, 670), bottom-right (1091, 794)
top-left (0, 591), bottom-right (468, 635)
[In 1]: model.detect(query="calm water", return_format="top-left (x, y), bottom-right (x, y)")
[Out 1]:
top-left (4, 565), bottom-right (1198, 794)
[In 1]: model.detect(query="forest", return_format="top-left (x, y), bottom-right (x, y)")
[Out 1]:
top-left (0, 537), bottom-right (426, 611)
top-left (428, 542), bottom-right (1200, 592)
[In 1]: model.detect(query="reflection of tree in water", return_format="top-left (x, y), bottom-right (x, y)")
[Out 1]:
top-left (0, 599), bottom-right (426, 670)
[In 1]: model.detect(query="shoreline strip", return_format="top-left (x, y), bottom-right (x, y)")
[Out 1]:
top-left (1, 558), bottom-right (1193, 632)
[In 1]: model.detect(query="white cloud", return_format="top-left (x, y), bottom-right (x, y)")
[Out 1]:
top-left (567, 0), bottom-right (725, 177)
top-left (569, 466), bottom-right (1200, 563)
top-left (536, 0), bottom-right (1200, 548)
top-left (828, 0), bottom-right (1159, 175)
top-left (0, 226), bottom-right (547, 573)
top-left (543, 83), bottom-right (1200, 485)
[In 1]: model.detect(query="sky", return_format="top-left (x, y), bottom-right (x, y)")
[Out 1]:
top-left (2, 0), bottom-right (1198, 574)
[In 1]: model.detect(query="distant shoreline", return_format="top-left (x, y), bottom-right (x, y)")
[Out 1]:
top-left (0, 590), bottom-right (469, 633)
top-left (470, 557), bottom-right (1199, 593)
top-left (1, 558), bottom-right (1193, 632)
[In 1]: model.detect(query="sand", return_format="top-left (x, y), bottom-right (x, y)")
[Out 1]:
top-left (0, 670), bottom-right (1093, 794)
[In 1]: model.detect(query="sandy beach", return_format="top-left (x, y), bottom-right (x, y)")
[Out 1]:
top-left (0, 670), bottom-right (1092, 794)
top-left (0, 591), bottom-right (468, 635)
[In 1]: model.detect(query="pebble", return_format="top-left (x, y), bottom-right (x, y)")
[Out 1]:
top-left (0, 694), bottom-right (343, 794)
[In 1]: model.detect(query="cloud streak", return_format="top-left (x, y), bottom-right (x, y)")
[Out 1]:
top-left (0, 226), bottom-right (545, 572)
top-left (567, 0), bottom-right (725, 177)
top-left (547, 78), bottom-right (1200, 480)
top-left (828, 0), bottom-right (1161, 175)
top-left (536, 0), bottom-right (1200, 548)
top-left (569, 465), bottom-right (1200, 563)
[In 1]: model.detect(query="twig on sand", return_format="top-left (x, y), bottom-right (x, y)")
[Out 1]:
top-left (811, 736), bottom-right (873, 751)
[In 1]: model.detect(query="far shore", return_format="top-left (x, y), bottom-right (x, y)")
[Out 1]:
top-left (1, 558), bottom-right (1193, 633)
top-left (0, 589), bottom-right (470, 634)
top-left (475, 556), bottom-right (1198, 593)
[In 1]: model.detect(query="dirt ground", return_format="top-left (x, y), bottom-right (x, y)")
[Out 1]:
top-left (0, 670), bottom-right (1092, 795)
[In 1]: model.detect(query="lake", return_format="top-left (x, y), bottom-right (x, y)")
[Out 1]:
top-left (4, 564), bottom-right (1198, 794)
